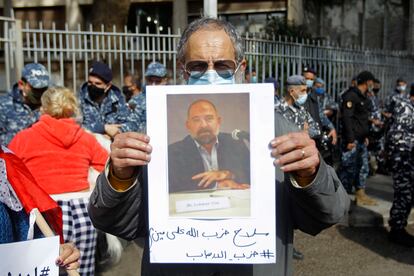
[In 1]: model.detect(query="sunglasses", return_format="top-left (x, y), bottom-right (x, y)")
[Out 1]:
top-left (185, 60), bottom-right (239, 79)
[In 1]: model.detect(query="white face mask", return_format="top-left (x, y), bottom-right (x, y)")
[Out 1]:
top-left (397, 85), bottom-right (407, 92)
top-left (306, 79), bottom-right (314, 88)
top-left (294, 93), bottom-right (308, 106)
top-left (188, 70), bottom-right (235, 85)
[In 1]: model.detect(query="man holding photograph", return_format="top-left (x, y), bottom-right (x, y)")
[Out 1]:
top-left (168, 99), bottom-right (250, 193)
top-left (88, 17), bottom-right (350, 275)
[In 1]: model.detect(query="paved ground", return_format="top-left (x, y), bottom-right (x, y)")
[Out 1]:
top-left (97, 174), bottom-right (414, 276)
top-left (293, 225), bottom-right (414, 276)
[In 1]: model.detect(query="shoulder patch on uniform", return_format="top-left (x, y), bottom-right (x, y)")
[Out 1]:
top-left (346, 101), bottom-right (353, 108)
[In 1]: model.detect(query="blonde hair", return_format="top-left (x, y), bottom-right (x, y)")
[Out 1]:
top-left (41, 86), bottom-right (79, 119)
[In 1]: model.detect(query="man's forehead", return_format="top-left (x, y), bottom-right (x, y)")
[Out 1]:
top-left (88, 75), bottom-right (104, 83)
top-left (185, 29), bottom-right (235, 61)
top-left (189, 102), bottom-right (217, 115)
top-left (303, 72), bottom-right (315, 78)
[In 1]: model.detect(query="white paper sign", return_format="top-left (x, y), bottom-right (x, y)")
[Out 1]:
top-left (0, 236), bottom-right (60, 276)
top-left (147, 84), bottom-right (276, 264)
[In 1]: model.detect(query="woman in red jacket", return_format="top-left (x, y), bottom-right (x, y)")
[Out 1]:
top-left (9, 86), bottom-right (108, 275)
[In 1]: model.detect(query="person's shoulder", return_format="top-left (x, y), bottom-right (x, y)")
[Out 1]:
top-left (9, 125), bottom-right (33, 147)
top-left (0, 93), bottom-right (13, 110)
top-left (341, 88), bottom-right (358, 101)
top-left (169, 135), bottom-right (193, 150)
top-left (109, 85), bottom-right (122, 98)
top-left (79, 82), bottom-right (88, 94)
top-left (107, 85), bottom-right (126, 105)
top-left (129, 93), bottom-right (146, 104)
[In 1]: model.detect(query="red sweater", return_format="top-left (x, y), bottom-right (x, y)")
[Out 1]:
top-left (8, 114), bottom-right (108, 194)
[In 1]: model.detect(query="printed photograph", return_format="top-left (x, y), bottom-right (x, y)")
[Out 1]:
top-left (167, 93), bottom-right (251, 217)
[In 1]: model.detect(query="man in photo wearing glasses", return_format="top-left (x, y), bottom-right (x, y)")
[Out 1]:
top-left (168, 99), bottom-right (250, 193)
top-left (89, 17), bottom-right (349, 276)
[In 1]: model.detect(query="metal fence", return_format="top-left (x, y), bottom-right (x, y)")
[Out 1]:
top-left (1, 16), bottom-right (414, 101)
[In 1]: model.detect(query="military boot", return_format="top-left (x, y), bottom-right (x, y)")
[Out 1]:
top-left (389, 228), bottom-right (414, 247)
top-left (355, 189), bottom-right (378, 206)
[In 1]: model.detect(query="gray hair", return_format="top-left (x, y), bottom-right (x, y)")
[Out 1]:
top-left (177, 17), bottom-right (244, 65)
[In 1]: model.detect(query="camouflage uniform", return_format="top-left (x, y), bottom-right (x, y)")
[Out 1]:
top-left (384, 90), bottom-right (408, 115)
top-left (78, 82), bottom-right (140, 134)
top-left (0, 84), bottom-right (40, 145)
top-left (368, 94), bottom-right (382, 121)
top-left (386, 97), bottom-right (414, 229)
top-left (128, 91), bottom-right (147, 133)
top-left (274, 99), bottom-right (321, 138)
top-left (317, 93), bottom-right (337, 131)
top-left (0, 63), bottom-right (49, 145)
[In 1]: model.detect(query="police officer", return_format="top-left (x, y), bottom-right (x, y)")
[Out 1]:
top-left (303, 66), bottom-right (322, 127)
top-left (303, 67), bottom-right (337, 147)
top-left (387, 90), bottom-right (414, 246)
top-left (339, 71), bottom-right (377, 205)
top-left (78, 61), bottom-right (140, 138)
top-left (383, 78), bottom-right (408, 119)
top-left (275, 75), bottom-right (321, 138)
top-left (313, 78), bottom-right (339, 166)
top-left (122, 73), bottom-right (141, 103)
top-left (367, 78), bottom-right (384, 174)
top-left (313, 78), bottom-right (338, 143)
top-left (0, 63), bottom-right (49, 145)
top-left (128, 61), bottom-right (168, 133)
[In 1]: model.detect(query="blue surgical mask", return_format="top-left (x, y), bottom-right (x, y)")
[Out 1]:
top-left (294, 93), bottom-right (308, 106)
top-left (188, 70), bottom-right (235, 85)
top-left (306, 79), bottom-right (314, 88)
top-left (251, 76), bottom-right (258, 83)
top-left (315, 87), bottom-right (325, 95)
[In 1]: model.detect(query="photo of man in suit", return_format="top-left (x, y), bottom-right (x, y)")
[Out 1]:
top-left (168, 98), bottom-right (250, 193)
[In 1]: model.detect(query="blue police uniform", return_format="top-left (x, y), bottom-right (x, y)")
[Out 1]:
top-left (386, 97), bottom-right (414, 230)
top-left (78, 82), bottom-right (140, 134)
top-left (275, 99), bottom-right (321, 138)
top-left (0, 84), bottom-right (40, 145)
top-left (0, 63), bottom-right (49, 145)
top-left (128, 91), bottom-right (146, 133)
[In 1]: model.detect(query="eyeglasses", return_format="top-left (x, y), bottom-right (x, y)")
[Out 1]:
top-left (185, 60), bottom-right (239, 79)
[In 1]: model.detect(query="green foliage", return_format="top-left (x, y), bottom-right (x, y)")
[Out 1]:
top-left (264, 16), bottom-right (312, 40)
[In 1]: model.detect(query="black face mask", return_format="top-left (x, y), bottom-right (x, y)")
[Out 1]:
top-left (26, 90), bottom-right (43, 105)
top-left (373, 88), bottom-right (380, 94)
top-left (122, 86), bottom-right (133, 102)
top-left (88, 84), bottom-right (106, 102)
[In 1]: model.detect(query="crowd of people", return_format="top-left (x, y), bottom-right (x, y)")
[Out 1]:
top-left (270, 67), bottom-right (414, 247)
top-left (0, 16), bottom-right (412, 275)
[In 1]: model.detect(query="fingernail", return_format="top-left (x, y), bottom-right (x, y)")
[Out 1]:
top-left (275, 159), bottom-right (280, 164)
top-left (55, 259), bottom-right (62, 265)
top-left (280, 166), bottom-right (285, 171)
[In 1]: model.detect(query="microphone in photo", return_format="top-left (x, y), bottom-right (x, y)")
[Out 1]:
top-left (231, 129), bottom-right (250, 142)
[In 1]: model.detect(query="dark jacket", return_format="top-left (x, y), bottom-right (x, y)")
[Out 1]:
top-left (304, 90), bottom-right (322, 133)
top-left (168, 133), bottom-right (250, 193)
top-left (88, 112), bottom-right (350, 276)
top-left (341, 87), bottom-right (371, 143)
